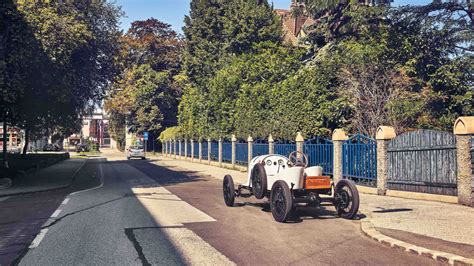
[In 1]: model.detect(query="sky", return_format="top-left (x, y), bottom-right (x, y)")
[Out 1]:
top-left (115, 0), bottom-right (431, 33)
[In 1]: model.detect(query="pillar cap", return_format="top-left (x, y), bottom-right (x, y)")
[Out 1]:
top-left (454, 116), bottom-right (474, 135)
top-left (247, 135), bottom-right (253, 142)
top-left (219, 137), bottom-right (222, 142)
top-left (207, 138), bottom-right (211, 142)
top-left (376, 126), bottom-right (396, 140)
top-left (295, 132), bottom-right (304, 142)
top-left (231, 134), bottom-right (237, 142)
top-left (268, 134), bottom-right (274, 143)
top-left (332, 129), bottom-right (348, 141)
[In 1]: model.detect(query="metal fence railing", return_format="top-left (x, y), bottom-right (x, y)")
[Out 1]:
top-left (236, 143), bottom-right (248, 165)
top-left (304, 139), bottom-right (333, 175)
top-left (253, 143), bottom-right (269, 157)
top-left (201, 142), bottom-right (208, 160)
top-left (210, 142), bottom-right (219, 161)
top-left (222, 142), bottom-right (232, 163)
top-left (274, 143), bottom-right (296, 157)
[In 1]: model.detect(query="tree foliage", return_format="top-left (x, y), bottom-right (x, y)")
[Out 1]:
top-left (105, 18), bottom-right (182, 146)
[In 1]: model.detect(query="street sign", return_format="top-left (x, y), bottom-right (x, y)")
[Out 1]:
top-left (143, 132), bottom-right (149, 141)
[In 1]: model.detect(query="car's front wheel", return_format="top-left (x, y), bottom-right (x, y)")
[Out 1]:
top-left (270, 180), bottom-right (293, 222)
top-left (334, 179), bottom-right (360, 219)
top-left (223, 175), bottom-right (235, 207)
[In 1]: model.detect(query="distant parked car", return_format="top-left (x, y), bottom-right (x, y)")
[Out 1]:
top-left (76, 144), bottom-right (89, 153)
top-left (43, 144), bottom-right (54, 151)
top-left (127, 145), bottom-right (145, 160)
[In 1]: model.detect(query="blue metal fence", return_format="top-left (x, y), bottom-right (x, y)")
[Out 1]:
top-left (222, 142), bottom-right (232, 163)
top-left (180, 142), bottom-right (184, 156)
top-left (342, 134), bottom-right (377, 186)
top-left (274, 142), bottom-right (296, 157)
top-left (253, 143), bottom-right (269, 158)
top-left (236, 142), bottom-right (248, 165)
top-left (186, 142), bottom-right (192, 157)
top-left (210, 142), bottom-right (219, 161)
top-left (304, 137), bottom-right (333, 175)
top-left (193, 142), bottom-right (199, 158)
top-left (201, 142), bottom-right (208, 160)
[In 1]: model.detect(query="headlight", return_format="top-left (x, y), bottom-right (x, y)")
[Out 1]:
top-left (278, 159), bottom-right (284, 165)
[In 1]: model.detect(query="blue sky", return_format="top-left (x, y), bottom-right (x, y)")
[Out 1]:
top-left (115, 0), bottom-right (431, 33)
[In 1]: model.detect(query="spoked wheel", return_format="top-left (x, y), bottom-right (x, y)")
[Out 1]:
top-left (334, 179), bottom-right (360, 219)
top-left (270, 181), bottom-right (293, 222)
top-left (251, 164), bottom-right (267, 199)
top-left (223, 175), bottom-right (235, 207)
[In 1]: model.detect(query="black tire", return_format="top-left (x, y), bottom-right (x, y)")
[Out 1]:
top-left (251, 164), bottom-right (267, 199)
top-left (141, 157), bottom-right (146, 160)
top-left (270, 180), bottom-right (293, 222)
top-left (223, 175), bottom-right (235, 207)
top-left (334, 179), bottom-right (360, 219)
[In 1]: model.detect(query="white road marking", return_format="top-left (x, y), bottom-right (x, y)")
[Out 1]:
top-left (0, 196), bottom-right (10, 202)
top-left (61, 198), bottom-right (69, 205)
top-left (70, 161), bottom-right (104, 196)
top-left (29, 229), bottom-right (49, 249)
top-left (51, 210), bottom-right (61, 218)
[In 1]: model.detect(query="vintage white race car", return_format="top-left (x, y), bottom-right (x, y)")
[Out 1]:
top-left (223, 151), bottom-right (359, 222)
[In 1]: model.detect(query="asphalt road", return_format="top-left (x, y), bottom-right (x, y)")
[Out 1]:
top-left (5, 153), bottom-right (442, 265)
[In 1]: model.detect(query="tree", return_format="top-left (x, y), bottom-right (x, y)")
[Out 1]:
top-left (106, 19), bottom-right (182, 145)
top-left (179, 0), bottom-right (283, 138)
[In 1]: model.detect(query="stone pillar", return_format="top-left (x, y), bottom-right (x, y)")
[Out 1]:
top-left (268, 134), bottom-right (274, 154)
top-left (332, 129), bottom-right (348, 183)
top-left (207, 138), bottom-right (211, 165)
top-left (191, 139), bottom-right (195, 161)
top-left (231, 134), bottom-right (237, 168)
top-left (199, 140), bottom-right (202, 163)
top-left (376, 126), bottom-right (396, 196)
top-left (173, 139), bottom-right (177, 159)
top-left (248, 136), bottom-right (253, 166)
top-left (454, 117), bottom-right (474, 206)
top-left (184, 139), bottom-right (187, 160)
top-left (218, 138), bottom-right (223, 167)
top-left (178, 139), bottom-right (182, 159)
top-left (296, 132), bottom-right (304, 159)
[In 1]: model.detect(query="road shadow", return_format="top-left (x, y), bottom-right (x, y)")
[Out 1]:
top-left (107, 159), bottom-right (208, 187)
top-left (373, 207), bottom-right (413, 213)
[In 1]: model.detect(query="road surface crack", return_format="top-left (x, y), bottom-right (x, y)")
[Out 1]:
top-left (124, 228), bottom-right (151, 266)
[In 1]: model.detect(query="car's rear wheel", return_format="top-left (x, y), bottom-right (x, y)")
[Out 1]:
top-left (251, 164), bottom-right (267, 199)
top-left (223, 175), bottom-right (235, 207)
top-left (334, 179), bottom-right (360, 219)
top-left (270, 180), bottom-right (293, 222)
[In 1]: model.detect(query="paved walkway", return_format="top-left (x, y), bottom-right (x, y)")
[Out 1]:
top-left (0, 159), bottom-right (86, 197)
top-left (153, 155), bottom-right (474, 258)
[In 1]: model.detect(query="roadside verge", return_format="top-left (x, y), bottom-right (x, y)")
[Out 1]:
top-left (0, 159), bottom-right (87, 197)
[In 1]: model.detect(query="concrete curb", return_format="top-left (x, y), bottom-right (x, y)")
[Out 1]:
top-left (360, 220), bottom-right (474, 265)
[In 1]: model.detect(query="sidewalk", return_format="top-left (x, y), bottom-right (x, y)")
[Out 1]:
top-left (0, 159), bottom-right (86, 197)
top-left (152, 155), bottom-right (474, 262)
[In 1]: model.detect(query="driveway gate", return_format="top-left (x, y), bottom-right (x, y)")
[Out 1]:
top-left (387, 129), bottom-right (457, 195)
top-left (342, 134), bottom-right (377, 186)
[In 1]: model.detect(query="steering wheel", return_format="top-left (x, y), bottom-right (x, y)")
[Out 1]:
top-left (288, 151), bottom-right (308, 168)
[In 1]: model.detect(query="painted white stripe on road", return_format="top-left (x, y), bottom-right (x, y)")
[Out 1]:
top-left (70, 161), bottom-right (104, 196)
top-left (51, 210), bottom-right (61, 218)
top-left (0, 196), bottom-right (10, 202)
top-left (61, 198), bottom-right (69, 205)
top-left (29, 229), bottom-right (49, 249)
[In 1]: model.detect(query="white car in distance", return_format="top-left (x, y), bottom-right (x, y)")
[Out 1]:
top-left (127, 145), bottom-right (145, 160)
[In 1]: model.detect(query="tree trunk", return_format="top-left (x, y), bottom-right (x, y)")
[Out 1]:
top-left (2, 117), bottom-right (8, 168)
top-left (22, 127), bottom-right (29, 158)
